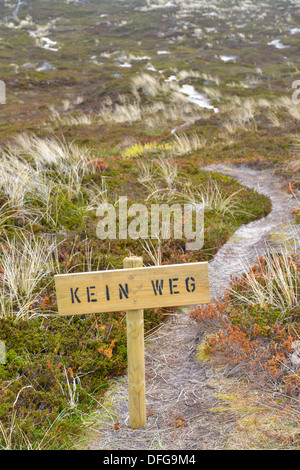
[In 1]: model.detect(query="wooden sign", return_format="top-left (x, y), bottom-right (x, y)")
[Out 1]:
top-left (54, 257), bottom-right (211, 429)
top-left (54, 261), bottom-right (210, 316)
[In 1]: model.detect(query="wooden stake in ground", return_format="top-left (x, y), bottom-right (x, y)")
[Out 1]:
top-left (123, 256), bottom-right (146, 428)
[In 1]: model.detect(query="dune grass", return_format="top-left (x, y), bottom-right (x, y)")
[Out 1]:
top-left (0, 0), bottom-right (299, 450)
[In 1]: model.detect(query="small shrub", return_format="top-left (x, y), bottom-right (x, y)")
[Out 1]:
top-left (191, 251), bottom-right (300, 397)
top-left (122, 141), bottom-right (174, 159)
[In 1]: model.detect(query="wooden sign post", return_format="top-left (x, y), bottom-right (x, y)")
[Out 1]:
top-left (54, 257), bottom-right (211, 428)
top-left (123, 256), bottom-right (146, 428)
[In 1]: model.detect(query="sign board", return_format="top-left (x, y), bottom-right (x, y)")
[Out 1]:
top-left (55, 261), bottom-right (210, 316)
top-left (54, 258), bottom-right (211, 428)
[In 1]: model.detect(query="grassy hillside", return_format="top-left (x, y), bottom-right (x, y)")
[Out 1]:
top-left (0, 0), bottom-right (299, 449)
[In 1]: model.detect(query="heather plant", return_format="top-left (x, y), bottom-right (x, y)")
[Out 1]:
top-left (172, 132), bottom-right (207, 156)
top-left (1, 0), bottom-right (300, 451)
top-left (230, 250), bottom-right (299, 312)
top-left (191, 247), bottom-right (300, 397)
top-left (122, 141), bottom-right (174, 159)
top-left (179, 179), bottom-right (244, 217)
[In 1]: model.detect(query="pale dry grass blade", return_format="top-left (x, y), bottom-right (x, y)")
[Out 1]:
top-left (137, 159), bottom-right (157, 184)
top-left (172, 132), bottom-right (206, 155)
top-left (179, 179), bottom-right (243, 216)
top-left (267, 112), bottom-right (281, 127)
top-left (230, 247), bottom-right (299, 312)
top-left (0, 410), bottom-right (17, 450)
top-left (10, 133), bottom-right (92, 170)
top-left (3, 134), bottom-right (94, 205)
top-left (0, 386), bottom-right (34, 450)
top-left (58, 366), bottom-right (81, 409)
top-left (50, 110), bottom-right (94, 127)
top-left (131, 72), bottom-right (170, 97)
top-left (99, 102), bottom-right (142, 123)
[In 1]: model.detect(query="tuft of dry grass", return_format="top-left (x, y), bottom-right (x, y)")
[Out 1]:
top-left (222, 97), bottom-right (257, 134)
top-left (50, 110), bottom-right (94, 127)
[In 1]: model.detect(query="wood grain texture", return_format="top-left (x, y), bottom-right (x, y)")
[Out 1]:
top-left (54, 261), bottom-right (211, 316)
top-left (123, 257), bottom-right (146, 428)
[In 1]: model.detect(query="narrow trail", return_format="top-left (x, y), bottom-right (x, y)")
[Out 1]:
top-left (87, 164), bottom-right (299, 451)
top-left (204, 163), bottom-right (299, 302)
